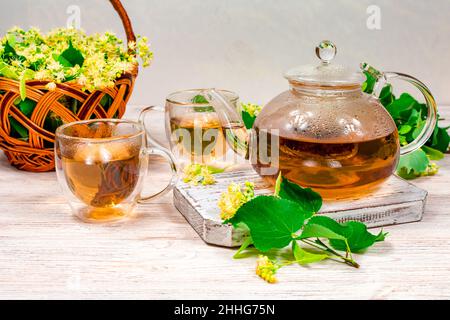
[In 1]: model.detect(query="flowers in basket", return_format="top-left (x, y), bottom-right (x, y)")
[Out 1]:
top-left (0, 27), bottom-right (152, 141)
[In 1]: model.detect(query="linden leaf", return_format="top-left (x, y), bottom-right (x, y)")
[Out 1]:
top-left (17, 98), bottom-right (36, 118)
top-left (300, 216), bottom-right (387, 253)
top-left (9, 117), bottom-right (28, 139)
top-left (428, 126), bottom-right (450, 153)
top-left (229, 195), bottom-right (313, 252)
top-left (57, 40), bottom-right (84, 67)
top-left (386, 93), bottom-right (419, 121)
top-left (329, 221), bottom-right (388, 253)
top-left (242, 110), bottom-right (256, 129)
top-left (299, 216), bottom-right (347, 241)
top-left (292, 241), bottom-right (328, 265)
top-left (278, 176), bottom-right (322, 214)
top-left (19, 69), bottom-right (35, 101)
top-left (379, 84), bottom-right (395, 107)
top-left (191, 94), bottom-right (214, 112)
top-left (422, 145), bottom-right (444, 161)
top-left (397, 148), bottom-right (429, 178)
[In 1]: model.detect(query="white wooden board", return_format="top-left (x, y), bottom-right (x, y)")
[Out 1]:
top-left (173, 170), bottom-right (428, 247)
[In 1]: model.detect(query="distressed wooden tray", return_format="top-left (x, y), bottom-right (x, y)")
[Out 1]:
top-left (173, 169), bottom-right (427, 247)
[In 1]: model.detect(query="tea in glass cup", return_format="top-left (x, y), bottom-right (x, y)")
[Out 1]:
top-left (55, 119), bottom-right (177, 223)
top-left (141, 89), bottom-right (247, 170)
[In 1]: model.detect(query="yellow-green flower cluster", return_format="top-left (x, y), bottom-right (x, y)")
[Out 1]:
top-left (182, 164), bottom-right (217, 186)
top-left (218, 181), bottom-right (254, 221)
top-left (241, 102), bottom-right (262, 118)
top-left (420, 162), bottom-right (439, 177)
top-left (0, 27), bottom-right (153, 92)
top-left (256, 255), bottom-right (278, 283)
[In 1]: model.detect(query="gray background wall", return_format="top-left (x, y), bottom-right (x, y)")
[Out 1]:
top-left (1, 0), bottom-right (449, 106)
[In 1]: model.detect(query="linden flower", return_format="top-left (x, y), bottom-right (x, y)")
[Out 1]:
top-left (35, 70), bottom-right (51, 81)
top-left (241, 102), bottom-right (262, 118)
top-left (45, 82), bottom-right (57, 91)
top-left (128, 41), bottom-right (136, 51)
top-left (421, 162), bottom-right (439, 177)
top-left (182, 164), bottom-right (217, 186)
top-left (0, 27), bottom-right (153, 97)
top-left (256, 255), bottom-right (278, 284)
top-left (218, 181), bottom-right (254, 221)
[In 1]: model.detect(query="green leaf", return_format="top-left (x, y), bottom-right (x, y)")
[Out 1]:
top-left (191, 94), bottom-right (214, 112)
top-left (206, 165), bottom-right (225, 174)
top-left (379, 84), bottom-right (395, 107)
top-left (242, 110), bottom-right (256, 129)
top-left (17, 99), bottom-right (36, 118)
top-left (233, 237), bottom-right (253, 259)
top-left (299, 216), bottom-right (347, 241)
top-left (191, 94), bottom-right (209, 104)
top-left (386, 93), bottom-right (418, 121)
top-left (397, 148), bottom-right (429, 177)
top-left (428, 126), bottom-right (450, 153)
top-left (0, 61), bottom-right (19, 80)
top-left (19, 69), bottom-right (35, 100)
top-left (229, 195), bottom-right (313, 252)
top-left (57, 40), bottom-right (84, 67)
top-left (9, 117), bottom-right (28, 139)
top-left (422, 145), bottom-right (444, 161)
top-left (329, 221), bottom-right (387, 253)
top-left (362, 71), bottom-right (376, 94)
top-left (398, 125), bottom-right (412, 135)
top-left (300, 216), bottom-right (387, 253)
top-left (406, 108), bottom-right (421, 126)
top-left (292, 241), bottom-right (328, 265)
top-left (6, 33), bottom-right (17, 47)
top-left (278, 176), bottom-right (322, 214)
top-left (273, 172), bottom-right (282, 197)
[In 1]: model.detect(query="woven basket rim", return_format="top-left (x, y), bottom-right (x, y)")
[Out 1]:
top-left (0, 68), bottom-right (137, 89)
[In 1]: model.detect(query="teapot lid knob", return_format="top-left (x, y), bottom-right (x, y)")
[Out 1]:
top-left (316, 40), bottom-right (337, 64)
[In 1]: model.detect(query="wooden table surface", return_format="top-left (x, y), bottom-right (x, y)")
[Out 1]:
top-left (1, 105), bottom-right (449, 300)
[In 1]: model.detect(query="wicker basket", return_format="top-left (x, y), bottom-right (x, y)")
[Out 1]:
top-left (0, 0), bottom-right (138, 172)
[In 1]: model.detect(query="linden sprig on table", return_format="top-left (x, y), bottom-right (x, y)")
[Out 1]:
top-left (218, 174), bottom-right (387, 283)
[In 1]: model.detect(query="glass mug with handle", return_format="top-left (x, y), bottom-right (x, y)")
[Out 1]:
top-left (55, 119), bottom-right (177, 223)
top-left (141, 89), bottom-right (247, 171)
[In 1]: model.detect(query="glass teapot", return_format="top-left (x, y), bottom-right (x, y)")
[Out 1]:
top-left (202, 40), bottom-right (437, 199)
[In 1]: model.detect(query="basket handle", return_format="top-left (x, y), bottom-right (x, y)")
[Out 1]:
top-left (109, 0), bottom-right (136, 45)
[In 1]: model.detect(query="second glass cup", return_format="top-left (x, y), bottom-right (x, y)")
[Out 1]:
top-left (142, 89), bottom-right (246, 171)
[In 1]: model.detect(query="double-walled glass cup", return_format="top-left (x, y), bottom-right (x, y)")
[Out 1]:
top-left (55, 119), bottom-right (177, 223)
top-left (141, 89), bottom-right (246, 171)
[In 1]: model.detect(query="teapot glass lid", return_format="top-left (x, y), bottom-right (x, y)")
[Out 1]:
top-left (284, 40), bottom-right (365, 87)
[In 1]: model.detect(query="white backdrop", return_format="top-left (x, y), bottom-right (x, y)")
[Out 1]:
top-left (1, 0), bottom-right (449, 106)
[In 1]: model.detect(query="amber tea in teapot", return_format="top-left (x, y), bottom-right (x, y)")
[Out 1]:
top-left (253, 127), bottom-right (399, 198)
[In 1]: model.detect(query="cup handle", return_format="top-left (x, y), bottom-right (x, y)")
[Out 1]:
top-left (138, 146), bottom-right (178, 203)
top-left (139, 105), bottom-right (168, 150)
top-left (138, 106), bottom-right (178, 203)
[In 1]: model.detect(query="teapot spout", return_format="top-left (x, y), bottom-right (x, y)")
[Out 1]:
top-left (201, 89), bottom-right (249, 159)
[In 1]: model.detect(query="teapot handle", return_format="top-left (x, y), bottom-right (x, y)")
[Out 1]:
top-left (385, 73), bottom-right (437, 155)
top-left (366, 67), bottom-right (438, 156)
